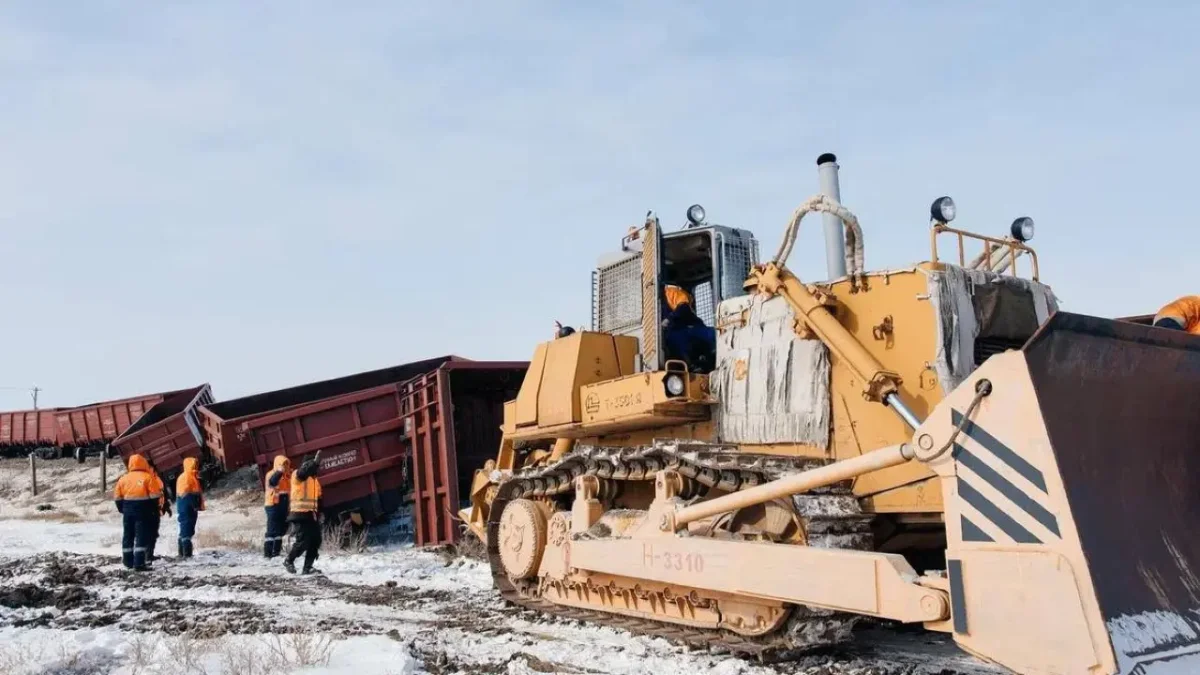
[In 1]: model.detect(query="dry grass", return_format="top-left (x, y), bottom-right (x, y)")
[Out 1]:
top-left (322, 518), bottom-right (369, 555)
top-left (0, 459), bottom-right (110, 518)
top-left (193, 528), bottom-right (258, 552)
top-left (13, 508), bottom-right (85, 523)
top-left (455, 523), bottom-right (488, 561)
top-left (0, 636), bottom-right (118, 675)
top-left (0, 630), bottom-right (338, 675)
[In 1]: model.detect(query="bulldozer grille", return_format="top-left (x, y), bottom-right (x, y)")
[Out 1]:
top-left (1025, 312), bottom-right (1200, 673)
top-left (593, 254), bottom-right (644, 336)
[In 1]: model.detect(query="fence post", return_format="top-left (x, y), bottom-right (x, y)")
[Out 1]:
top-left (29, 454), bottom-right (38, 496)
top-left (101, 450), bottom-right (108, 494)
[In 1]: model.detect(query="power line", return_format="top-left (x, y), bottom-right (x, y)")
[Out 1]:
top-left (0, 385), bottom-right (42, 409)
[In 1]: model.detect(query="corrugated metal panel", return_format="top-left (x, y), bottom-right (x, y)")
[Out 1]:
top-left (712, 294), bottom-right (831, 447)
top-left (402, 370), bottom-right (456, 546)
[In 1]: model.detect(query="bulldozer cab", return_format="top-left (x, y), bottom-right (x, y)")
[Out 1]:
top-left (592, 206), bottom-right (759, 373)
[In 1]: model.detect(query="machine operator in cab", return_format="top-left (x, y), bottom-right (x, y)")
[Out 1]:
top-left (1154, 295), bottom-right (1200, 334)
top-left (663, 284), bottom-right (717, 373)
top-left (284, 456), bottom-right (323, 575)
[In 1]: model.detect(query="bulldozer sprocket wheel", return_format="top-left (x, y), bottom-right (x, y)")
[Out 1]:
top-left (497, 498), bottom-right (547, 580)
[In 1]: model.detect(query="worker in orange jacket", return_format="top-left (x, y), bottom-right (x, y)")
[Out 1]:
top-left (263, 455), bottom-right (292, 559)
top-left (284, 457), bottom-right (323, 574)
top-left (662, 284), bottom-right (716, 373)
top-left (144, 463), bottom-right (169, 563)
top-left (113, 454), bottom-right (162, 570)
top-left (1154, 295), bottom-right (1200, 334)
top-left (175, 457), bottom-right (205, 559)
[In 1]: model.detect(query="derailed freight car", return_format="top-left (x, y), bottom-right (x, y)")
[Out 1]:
top-left (400, 361), bottom-right (527, 545)
top-left (0, 408), bottom-right (61, 458)
top-left (196, 356), bottom-right (466, 474)
top-left (241, 383), bottom-right (412, 524)
top-left (239, 361), bottom-right (527, 541)
top-left (56, 389), bottom-right (192, 456)
top-left (109, 385), bottom-right (215, 484)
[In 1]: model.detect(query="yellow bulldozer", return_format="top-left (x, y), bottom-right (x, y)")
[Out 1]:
top-left (459, 153), bottom-right (1200, 675)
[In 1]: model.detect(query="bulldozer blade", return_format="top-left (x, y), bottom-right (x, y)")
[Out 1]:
top-left (1025, 312), bottom-right (1200, 673)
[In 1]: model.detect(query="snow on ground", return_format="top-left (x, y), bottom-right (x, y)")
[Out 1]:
top-left (0, 458), bottom-right (1005, 675)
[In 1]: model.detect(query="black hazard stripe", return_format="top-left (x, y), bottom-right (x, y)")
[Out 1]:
top-left (951, 409), bottom-right (1060, 544)
top-left (957, 478), bottom-right (1042, 544)
top-left (951, 409), bottom-right (1047, 493)
top-left (959, 515), bottom-right (994, 543)
top-left (947, 558), bottom-right (968, 635)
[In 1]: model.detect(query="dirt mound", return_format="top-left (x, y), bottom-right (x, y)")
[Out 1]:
top-left (0, 582), bottom-right (92, 610)
top-left (206, 466), bottom-right (262, 503)
top-left (44, 557), bottom-right (105, 585)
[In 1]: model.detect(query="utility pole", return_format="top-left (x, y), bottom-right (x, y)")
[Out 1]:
top-left (31, 386), bottom-right (40, 410)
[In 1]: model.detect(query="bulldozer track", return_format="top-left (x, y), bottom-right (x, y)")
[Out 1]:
top-left (486, 441), bottom-right (874, 660)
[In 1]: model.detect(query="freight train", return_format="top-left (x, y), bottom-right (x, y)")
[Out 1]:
top-left (3, 358), bottom-right (527, 546)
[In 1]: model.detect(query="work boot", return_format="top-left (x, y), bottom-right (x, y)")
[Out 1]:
top-left (183, 541), bottom-right (193, 558)
top-left (301, 566), bottom-right (320, 575)
top-left (178, 541), bottom-right (185, 558)
top-left (122, 549), bottom-right (134, 569)
top-left (283, 559), bottom-right (297, 574)
top-left (263, 541), bottom-right (273, 558)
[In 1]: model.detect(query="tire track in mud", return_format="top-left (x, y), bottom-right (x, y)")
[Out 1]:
top-left (0, 552), bottom-right (516, 638)
top-left (0, 553), bottom-right (1006, 674)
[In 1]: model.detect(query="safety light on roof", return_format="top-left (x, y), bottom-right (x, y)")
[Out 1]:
top-left (930, 196), bottom-right (956, 223)
top-left (686, 204), bottom-right (706, 226)
top-left (1010, 216), bottom-right (1035, 242)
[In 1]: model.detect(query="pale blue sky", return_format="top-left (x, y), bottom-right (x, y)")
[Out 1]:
top-left (2, 2), bottom-right (1197, 408)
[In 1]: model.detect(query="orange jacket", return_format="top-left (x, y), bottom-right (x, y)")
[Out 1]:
top-left (664, 285), bottom-right (693, 312)
top-left (175, 457), bottom-right (205, 510)
top-left (114, 455), bottom-right (163, 513)
top-left (264, 455), bottom-right (292, 507)
top-left (289, 470), bottom-right (322, 514)
top-left (1155, 296), bottom-right (1200, 335)
top-left (148, 466), bottom-right (166, 510)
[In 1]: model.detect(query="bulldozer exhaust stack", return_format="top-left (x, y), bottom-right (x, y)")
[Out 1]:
top-left (817, 153), bottom-right (848, 279)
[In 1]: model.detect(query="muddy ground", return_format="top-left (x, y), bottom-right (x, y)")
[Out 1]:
top-left (0, 551), bottom-right (1004, 675)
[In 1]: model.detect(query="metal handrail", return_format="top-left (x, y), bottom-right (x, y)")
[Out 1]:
top-left (929, 223), bottom-right (1039, 281)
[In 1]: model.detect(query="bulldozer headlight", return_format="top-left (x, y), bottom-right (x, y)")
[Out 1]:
top-left (665, 374), bottom-right (686, 397)
top-left (686, 204), bottom-right (706, 226)
top-left (1011, 216), bottom-right (1035, 242)
top-left (931, 196), bottom-right (956, 223)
